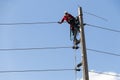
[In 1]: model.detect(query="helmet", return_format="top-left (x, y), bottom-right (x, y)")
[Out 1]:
top-left (64, 11), bottom-right (68, 14)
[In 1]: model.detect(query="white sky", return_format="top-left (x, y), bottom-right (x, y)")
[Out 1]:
top-left (79, 71), bottom-right (120, 80)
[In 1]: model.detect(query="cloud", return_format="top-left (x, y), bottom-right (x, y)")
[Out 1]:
top-left (79, 70), bottom-right (120, 80)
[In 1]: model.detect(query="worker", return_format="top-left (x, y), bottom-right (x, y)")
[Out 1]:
top-left (58, 11), bottom-right (80, 45)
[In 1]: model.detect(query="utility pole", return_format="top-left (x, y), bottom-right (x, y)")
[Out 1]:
top-left (78, 7), bottom-right (89, 80)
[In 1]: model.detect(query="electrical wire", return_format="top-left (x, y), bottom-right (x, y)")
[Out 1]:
top-left (84, 12), bottom-right (108, 22)
top-left (0, 46), bottom-right (71, 51)
top-left (0, 69), bottom-right (74, 73)
top-left (0, 21), bottom-right (58, 26)
top-left (0, 46), bottom-right (119, 57)
top-left (87, 48), bottom-right (120, 57)
top-left (0, 21), bottom-right (120, 34)
top-left (0, 68), bottom-right (120, 78)
top-left (86, 23), bottom-right (120, 33)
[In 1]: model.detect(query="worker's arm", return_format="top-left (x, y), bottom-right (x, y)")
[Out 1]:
top-left (58, 16), bottom-right (65, 24)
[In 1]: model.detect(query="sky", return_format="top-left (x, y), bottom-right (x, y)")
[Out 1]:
top-left (0, 0), bottom-right (120, 80)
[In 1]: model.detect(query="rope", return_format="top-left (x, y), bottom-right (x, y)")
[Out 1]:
top-left (74, 49), bottom-right (77, 80)
top-left (70, 28), bottom-right (74, 41)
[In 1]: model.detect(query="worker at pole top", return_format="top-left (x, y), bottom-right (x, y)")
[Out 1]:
top-left (58, 11), bottom-right (80, 45)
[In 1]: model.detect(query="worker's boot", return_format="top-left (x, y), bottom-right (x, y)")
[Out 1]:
top-left (75, 39), bottom-right (80, 45)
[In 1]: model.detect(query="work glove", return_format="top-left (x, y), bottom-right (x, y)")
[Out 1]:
top-left (58, 21), bottom-right (62, 24)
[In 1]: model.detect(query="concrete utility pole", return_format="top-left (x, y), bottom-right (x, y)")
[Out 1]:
top-left (78, 7), bottom-right (89, 80)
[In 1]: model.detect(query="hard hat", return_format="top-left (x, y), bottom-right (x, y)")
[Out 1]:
top-left (64, 11), bottom-right (68, 14)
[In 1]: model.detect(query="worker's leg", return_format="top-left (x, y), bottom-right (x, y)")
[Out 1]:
top-left (73, 27), bottom-right (80, 45)
top-left (72, 29), bottom-right (79, 45)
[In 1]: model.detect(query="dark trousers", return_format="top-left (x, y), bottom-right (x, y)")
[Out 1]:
top-left (72, 26), bottom-right (79, 42)
top-left (68, 18), bottom-right (80, 42)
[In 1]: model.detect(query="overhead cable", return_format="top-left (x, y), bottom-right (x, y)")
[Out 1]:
top-left (86, 23), bottom-right (120, 33)
top-left (0, 21), bottom-right (58, 26)
top-left (0, 46), bottom-right (120, 57)
top-left (87, 48), bottom-right (120, 57)
top-left (0, 46), bottom-right (71, 51)
top-left (0, 68), bottom-right (120, 77)
top-left (0, 21), bottom-right (120, 34)
top-left (0, 69), bottom-right (74, 73)
top-left (84, 12), bottom-right (108, 22)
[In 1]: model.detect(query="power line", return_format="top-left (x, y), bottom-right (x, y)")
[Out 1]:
top-left (87, 48), bottom-right (120, 57)
top-left (0, 69), bottom-right (74, 73)
top-left (0, 68), bottom-right (120, 78)
top-left (0, 21), bottom-right (58, 26)
top-left (0, 46), bottom-right (71, 51)
top-left (86, 23), bottom-right (120, 33)
top-left (0, 21), bottom-right (120, 34)
top-left (84, 12), bottom-right (108, 22)
top-left (0, 46), bottom-right (120, 57)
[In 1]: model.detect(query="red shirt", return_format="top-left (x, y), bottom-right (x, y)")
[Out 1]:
top-left (60, 13), bottom-right (75, 30)
top-left (60, 13), bottom-right (75, 24)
